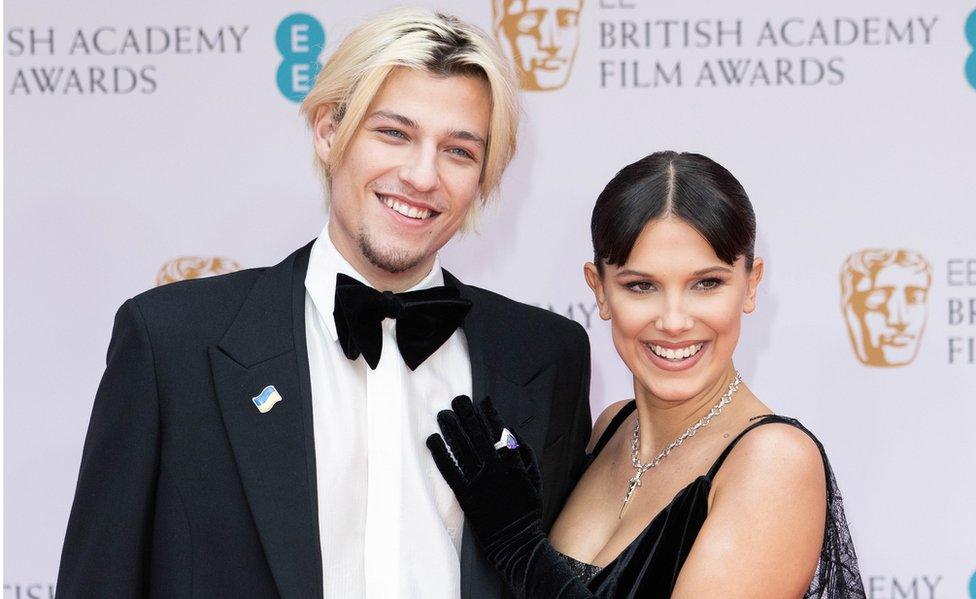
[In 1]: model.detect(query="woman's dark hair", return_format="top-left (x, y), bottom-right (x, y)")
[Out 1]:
top-left (591, 151), bottom-right (756, 273)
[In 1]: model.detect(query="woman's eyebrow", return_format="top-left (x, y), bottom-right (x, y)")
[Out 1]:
top-left (616, 269), bottom-right (650, 277)
top-left (692, 266), bottom-right (733, 276)
top-left (615, 266), bottom-right (733, 278)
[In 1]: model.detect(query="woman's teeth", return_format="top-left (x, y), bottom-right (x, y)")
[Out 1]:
top-left (381, 195), bottom-right (433, 220)
top-left (647, 342), bottom-right (704, 361)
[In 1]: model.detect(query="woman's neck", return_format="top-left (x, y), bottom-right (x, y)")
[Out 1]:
top-left (632, 365), bottom-right (740, 460)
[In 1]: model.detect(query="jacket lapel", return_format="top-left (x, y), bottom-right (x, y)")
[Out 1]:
top-left (210, 241), bottom-right (322, 599)
top-left (445, 270), bottom-right (557, 599)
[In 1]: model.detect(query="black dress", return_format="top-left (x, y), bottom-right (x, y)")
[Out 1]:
top-left (553, 401), bottom-right (867, 598)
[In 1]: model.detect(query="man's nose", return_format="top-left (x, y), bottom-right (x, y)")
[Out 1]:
top-left (399, 145), bottom-right (440, 193)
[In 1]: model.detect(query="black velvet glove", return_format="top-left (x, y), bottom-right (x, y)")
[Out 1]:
top-left (427, 396), bottom-right (598, 599)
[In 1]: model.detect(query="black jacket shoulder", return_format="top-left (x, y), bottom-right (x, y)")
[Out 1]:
top-left (461, 283), bottom-right (589, 358)
top-left (124, 267), bottom-right (267, 349)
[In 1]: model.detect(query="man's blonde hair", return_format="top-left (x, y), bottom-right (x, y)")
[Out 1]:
top-left (300, 7), bottom-right (520, 214)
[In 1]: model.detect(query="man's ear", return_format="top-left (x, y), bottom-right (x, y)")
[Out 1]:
top-left (584, 262), bottom-right (611, 320)
top-left (743, 256), bottom-right (764, 314)
top-left (313, 105), bottom-right (338, 166)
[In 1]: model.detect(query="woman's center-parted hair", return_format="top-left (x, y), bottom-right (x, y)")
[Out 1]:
top-left (299, 7), bottom-right (520, 225)
top-left (591, 151), bottom-right (757, 274)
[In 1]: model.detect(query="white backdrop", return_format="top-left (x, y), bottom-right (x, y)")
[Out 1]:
top-left (5, 1), bottom-right (976, 597)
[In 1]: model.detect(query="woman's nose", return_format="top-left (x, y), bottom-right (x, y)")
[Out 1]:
top-left (655, 297), bottom-right (693, 335)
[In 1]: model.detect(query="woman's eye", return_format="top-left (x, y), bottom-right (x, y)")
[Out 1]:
top-left (695, 278), bottom-right (724, 291)
top-left (626, 281), bottom-right (655, 293)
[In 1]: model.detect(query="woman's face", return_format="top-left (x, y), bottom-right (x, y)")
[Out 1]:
top-left (585, 217), bottom-right (763, 404)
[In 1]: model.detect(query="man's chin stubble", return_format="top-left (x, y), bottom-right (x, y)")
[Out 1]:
top-left (358, 231), bottom-right (426, 275)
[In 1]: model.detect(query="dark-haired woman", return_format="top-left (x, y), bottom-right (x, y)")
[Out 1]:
top-left (428, 152), bottom-right (866, 598)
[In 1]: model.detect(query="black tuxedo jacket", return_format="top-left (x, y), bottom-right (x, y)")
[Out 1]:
top-left (57, 241), bottom-right (592, 599)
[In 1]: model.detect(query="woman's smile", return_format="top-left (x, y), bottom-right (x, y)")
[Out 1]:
top-left (642, 340), bottom-right (709, 371)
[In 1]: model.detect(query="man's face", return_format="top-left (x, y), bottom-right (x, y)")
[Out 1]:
top-left (844, 261), bottom-right (930, 366)
top-left (496, 0), bottom-right (582, 90)
top-left (316, 69), bottom-right (490, 285)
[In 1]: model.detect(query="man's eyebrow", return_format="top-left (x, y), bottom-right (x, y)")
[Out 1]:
top-left (368, 110), bottom-right (418, 129)
top-left (368, 110), bottom-right (485, 148)
top-left (448, 129), bottom-right (486, 148)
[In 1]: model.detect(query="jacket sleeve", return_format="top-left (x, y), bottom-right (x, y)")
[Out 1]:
top-left (56, 299), bottom-right (161, 598)
top-left (567, 321), bottom-right (592, 483)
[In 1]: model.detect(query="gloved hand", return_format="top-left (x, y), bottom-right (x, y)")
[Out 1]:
top-left (426, 395), bottom-right (542, 545)
top-left (427, 396), bottom-right (599, 599)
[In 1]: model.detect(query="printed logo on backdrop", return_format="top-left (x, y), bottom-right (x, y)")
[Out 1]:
top-left (966, 8), bottom-right (976, 90)
top-left (5, 25), bottom-right (248, 95)
top-left (865, 575), bottom-right (942, 598)
top-left (969, 569), bottom-right (976, 598)
top-left (275, 13), bottom-right (324, 102)
top-left (840, 249), bottom-right (932, 367)
top-left (492, 0), bottom-right (584, 91)
top-left (840, 250), bottom-right (976, 366)
top-left (531, 301), bottom-right (600, 329)
top-left (155, 256), bottom-right (241, 287)
top-left (3, 583), bottom-right (56, 598)
top-left (541, 2), bottom-right (941, 90)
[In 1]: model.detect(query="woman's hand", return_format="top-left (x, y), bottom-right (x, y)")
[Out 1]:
top-left (428, 395), bottom-right (598, 598)
top-left (426, 395), bottom-right (542, 544)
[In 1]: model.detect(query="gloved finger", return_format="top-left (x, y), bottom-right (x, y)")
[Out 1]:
top-left (426, 433), bottom-right (468, 493)
top-left (477, 396), bottom-right (507, 439)
top-left (517, 435), bottom-right (543, 492)
top-left (497, 442), bottom-right (529, 477)
top-left (437, 408), bottom-right (481, 476)
top-left (452, 395), bottom-right (495, 457)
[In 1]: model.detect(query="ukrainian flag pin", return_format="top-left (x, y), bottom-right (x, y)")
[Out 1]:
top-left (252, 385), bottom-right (283, 414)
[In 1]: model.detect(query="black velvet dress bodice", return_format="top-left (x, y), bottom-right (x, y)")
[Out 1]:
top-left (555, 401), bottom-right (866, 598)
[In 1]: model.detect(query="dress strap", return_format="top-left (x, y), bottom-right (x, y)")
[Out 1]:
top-left (590, 400), bottom-right (637, 458)
top-left (705, 414), bottom-right (806, 480)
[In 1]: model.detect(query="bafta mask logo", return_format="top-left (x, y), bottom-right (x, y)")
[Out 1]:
top-left (156, 256), bottom-right (241, 287)
top-left (492, 0), bottom-right (583, 91)
top-left (840, 249), bottom-right (932, 367)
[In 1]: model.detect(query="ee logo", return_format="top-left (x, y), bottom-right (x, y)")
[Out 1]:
top-left (276, 13), bottom-right (324, 102)
top-left (967, 9), bottom-right (976, 90)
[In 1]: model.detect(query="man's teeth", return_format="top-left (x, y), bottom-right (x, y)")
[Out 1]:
top-left (647, 343), bottom-right (704, 361)
top-left (381, 195), bottom-right (433, 220)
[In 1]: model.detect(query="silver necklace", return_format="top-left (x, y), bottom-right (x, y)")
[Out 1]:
top-left (619, 371), bottom-right (743, 519)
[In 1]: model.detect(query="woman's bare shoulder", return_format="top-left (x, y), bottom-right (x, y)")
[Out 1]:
top-left (725, 421), bottom-right (822, 472)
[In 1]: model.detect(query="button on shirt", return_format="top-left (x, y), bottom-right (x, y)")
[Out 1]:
top-left (304, 227), bottom-right (471, 598)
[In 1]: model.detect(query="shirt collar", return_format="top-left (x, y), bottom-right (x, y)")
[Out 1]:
top-left (304, 222), bottom-right (445, 342)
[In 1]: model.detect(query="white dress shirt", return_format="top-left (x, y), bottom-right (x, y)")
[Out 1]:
top-left (304, 225), bottom-right (471, 598)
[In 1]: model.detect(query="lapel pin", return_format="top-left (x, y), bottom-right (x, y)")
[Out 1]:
top-left (252, 384), bottom-right (283, 414)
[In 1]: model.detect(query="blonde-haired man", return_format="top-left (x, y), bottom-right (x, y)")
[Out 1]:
top-left (57, 8), bottom-right (591, 599)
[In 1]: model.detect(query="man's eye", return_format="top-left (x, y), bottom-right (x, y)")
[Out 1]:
top-left (379, 129), bottom-right (407, 140)
top-left (695, 278), bottom-right (724, 291)
top-left (449, 147), bottom-right (475, 160)
top-left (626, 281), bottom-right (655, 293)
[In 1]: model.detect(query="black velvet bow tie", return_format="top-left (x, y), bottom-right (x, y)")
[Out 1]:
top-left (333, 272), bottom-right (472, 371)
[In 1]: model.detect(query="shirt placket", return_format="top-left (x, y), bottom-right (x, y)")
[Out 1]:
top-left (363, 318), bottom-right (403, 598)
